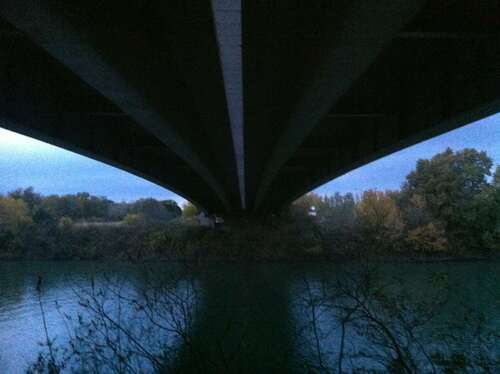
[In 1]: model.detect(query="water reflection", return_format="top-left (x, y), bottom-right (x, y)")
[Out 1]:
top-left (173, 264), bottom-right (297, 373)
top-left (1, 261), bottom-right (500, 372)
top-left (292, 262), bottom-right (500, 372)
top-left (0, 262), bottom-right (198, 373)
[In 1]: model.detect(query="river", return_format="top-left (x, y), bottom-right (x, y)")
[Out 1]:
top-left (0, 260), bottom-right (499, 373)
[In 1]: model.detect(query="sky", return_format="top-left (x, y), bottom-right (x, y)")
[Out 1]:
top-left (0, 127), bottom-right (186, 204)
top-left (314, 114), bottom-right (500, 196)
top-left (0, 114), bottom-right (499, 203)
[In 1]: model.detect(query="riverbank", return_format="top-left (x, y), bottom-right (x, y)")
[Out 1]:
top-left (0, 217), bottom-right (497, 263)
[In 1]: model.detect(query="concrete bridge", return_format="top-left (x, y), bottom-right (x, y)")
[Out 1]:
top-left (0, 1), bottom-right (498, 214)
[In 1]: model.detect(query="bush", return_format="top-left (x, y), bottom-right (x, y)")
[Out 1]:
top-left (406, 222), bottom-right (448, 253)
top-left (123, 213), bottom-right (145, 226)
top-left (58, 216), bottom-right (73, 229)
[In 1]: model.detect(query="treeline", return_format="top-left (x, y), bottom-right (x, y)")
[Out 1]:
top-left (6, 188), bottom-right (182, 223)
top-left (1, 147), bottom-right (499, 260)
top-left (295, 148), bottom-right (500, 256)
top-left (0, 189), bottom-right (183, 259)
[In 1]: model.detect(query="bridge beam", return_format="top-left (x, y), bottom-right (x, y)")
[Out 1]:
top-left (252, 0), bottom-right (427, 211)
top-left (212, 0), bottom-right (246, 209)
top-left (0, 1), bottom-right (498, 214)
top-left (0, 0), bottom-right (235, 211)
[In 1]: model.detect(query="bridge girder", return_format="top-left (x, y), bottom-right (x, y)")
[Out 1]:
top-left (0, 0), bottom-right (498, 213)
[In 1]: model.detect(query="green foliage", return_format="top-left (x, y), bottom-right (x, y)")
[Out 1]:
top-left (58, 216), bottom-right (73, 229)
top-left (0, 188), bottom-right (182, 260)
top-left (406, 222), bottom-right (448, 253)
top-left (356, 189), bottom-right (404, 247)
top-left (401, 148), bottom-right (494, 249)
top-left (292, 147), bottom-right (500, 257)
top-left (38, 192), bottom-right (181, 224)
top-left (0, 197), bottom-right (32, 234)
top-left (123, 213), bottom-right (144, 226)
top-left (2, 147), bottom-right (500, 260)
top-left (130, 198), bottom-right (179, 223)
top-left (42, 193), bottom-right (111, 221)
top-left (8, 187), bottom-right (42, 212)
top-left (403, 148), bottom-right (492, 217)
top-left (293, 192), bottom-right (325, 216)
top-left (161, 199), bottom-right (182, 217)
top-left (182, 201), bottom-right (198, 218)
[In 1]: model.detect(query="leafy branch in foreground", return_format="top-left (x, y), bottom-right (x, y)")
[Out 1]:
top-left (295, 266), bottom-right (500, 373)
top-left (28, 264), bottom-right (500, 373)
top-left (27, 266), bottom-right (200, 374)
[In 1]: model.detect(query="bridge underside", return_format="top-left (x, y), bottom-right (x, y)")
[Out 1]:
top-left (0, 1), bottom-right (498, 214)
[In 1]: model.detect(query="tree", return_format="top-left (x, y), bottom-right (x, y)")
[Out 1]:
top-left (161, 200), bottom-right (182, 220)
top-left (123, 213), bottom-right (145, 226)
top-left (58, 216), bottom-right (74, 229)
top-left (319, 193), bottom-right (360, 252)
top-left (321, 193), bottom-right (356, 225)
top-left (402, 148), bottom-right (492, 225)
top-left (8, 187), bottom-right (42, 212)
top-left (406, 222), bottom-right (448, 253)
top-left (356, 190), bottom-right (404, 249)
top-left (0, 197), bottom-right (33, 234)
top-left (182, 202), bottom-right (198, 218)
top-left (78, 193), bottom-right (111, 220)
top-left (402, 148), bottom-right (494, 250)
top-left (293, 192), bottom-right (325, 217)
top-left (132, 198), bottom-right (173, 223)
top-left (42, 195), bottom-right (82, 220)
top-left (492, 165), bottom-right (500, 189)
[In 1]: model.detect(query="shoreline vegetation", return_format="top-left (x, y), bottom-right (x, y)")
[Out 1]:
top-left (1, 147), bottom-right (500, 262)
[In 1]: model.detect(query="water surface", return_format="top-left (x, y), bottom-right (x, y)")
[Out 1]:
top-left (0, 260), bottom-right (498, 373)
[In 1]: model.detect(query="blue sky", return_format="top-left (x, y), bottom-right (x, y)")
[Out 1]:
top-left (0, 114), bottom-right (499, 203)
top-left (0, 128), bottom-right (186, 204)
